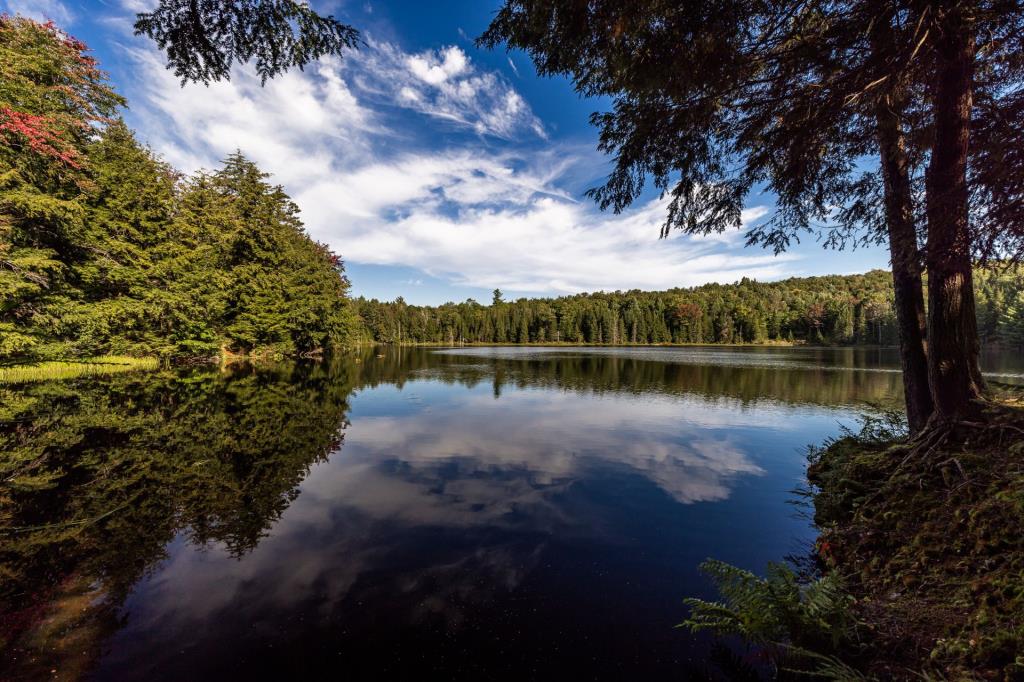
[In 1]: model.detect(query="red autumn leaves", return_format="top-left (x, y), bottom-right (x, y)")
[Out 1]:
top-left (0, 107), bottom-right (82, 168)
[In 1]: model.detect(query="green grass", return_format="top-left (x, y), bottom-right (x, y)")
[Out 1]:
top-left (0, 356), bottom-right (159, 384)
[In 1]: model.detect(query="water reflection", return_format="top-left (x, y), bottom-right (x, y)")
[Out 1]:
top-left (0, 364), bottom-right (354, 679)
top-left (3, 346), bottom-right (1005, 679)
top-left (343, 390), bottom-right (767, 506)
top-left (374, 345), bottom-right (908, 407)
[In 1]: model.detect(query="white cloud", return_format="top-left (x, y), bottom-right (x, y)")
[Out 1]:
top-left (350, 40), bottom-right (546, 140)
top-left (407, 45), bottom-right (468, 85)
top-left (2, 0), bottom-right (73, 23)
top-left (302, 171), bottom-right (787, 292)
top-left (125, 47), bottom-right (377, 184)
top-left (117, 0), bottom-right (155, 11)
top-left (115, 27), bottom-right (789, 297)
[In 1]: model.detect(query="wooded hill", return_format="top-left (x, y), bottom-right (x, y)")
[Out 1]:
top-left (356, 267), bottom-right (1024, 346)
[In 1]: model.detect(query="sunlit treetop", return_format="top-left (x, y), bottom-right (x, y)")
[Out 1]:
top-left (134, 0), bottom-right (361, 85)
top-left (0, 15), bottom-right (123, 170)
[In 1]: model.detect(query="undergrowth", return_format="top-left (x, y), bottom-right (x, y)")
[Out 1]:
top-left (808, 397), bottom-right (1024, 679)
top-left (682, 394), bottom-right (1024, 680)
top-left (680, 560), bottom-right (868, 680)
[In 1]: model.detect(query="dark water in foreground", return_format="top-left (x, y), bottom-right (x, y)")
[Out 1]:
top-left (1, 346), bottom-right (1021, 680)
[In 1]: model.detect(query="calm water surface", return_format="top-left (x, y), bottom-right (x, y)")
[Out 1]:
top-left (2, 346), bottom-right (1020, 679)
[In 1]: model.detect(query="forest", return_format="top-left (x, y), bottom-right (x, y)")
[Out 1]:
top-left (357, 267), bottom-right (1024, 347)
top-left (0, 17), bottom-right (356, 365)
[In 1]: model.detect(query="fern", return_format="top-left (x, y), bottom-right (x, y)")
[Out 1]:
top-left (781, 647), bottom-right (872, 680)
top-left (680, 559), bottom-right (864, 680)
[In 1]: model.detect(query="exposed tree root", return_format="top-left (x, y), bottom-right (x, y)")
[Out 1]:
top-left (807, 397), bottom-right (1024, 679)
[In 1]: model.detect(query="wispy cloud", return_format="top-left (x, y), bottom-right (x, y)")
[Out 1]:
top-left (109, 19), bottom-right (784, 297)
top-left (351, 40), bottom-right (545, 140)
top-left (124, 47), bottom-right (377, 182)
top-left (2, 0), bottom-right (73, 23)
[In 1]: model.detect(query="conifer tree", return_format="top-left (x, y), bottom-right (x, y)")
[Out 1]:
top-left (134, 0), bottom-right (360, 85)
top-left (1, 19), bottom-right (357, 361)
top-left (0, 17), bottom-right (123, 360)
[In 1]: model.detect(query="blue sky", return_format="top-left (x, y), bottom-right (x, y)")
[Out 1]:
top-left (5, 0), bottom-right (890, 305)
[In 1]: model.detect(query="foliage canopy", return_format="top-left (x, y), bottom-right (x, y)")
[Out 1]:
top-left (134, 0), bottom-right (361, 84)
top-left (0, 17), bottom-right (357, 363)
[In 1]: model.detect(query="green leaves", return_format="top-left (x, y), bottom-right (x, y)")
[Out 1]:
top-left (356, 270), bottom-right (906, 346)
top-left (680, 559), bottom-right (864, 679)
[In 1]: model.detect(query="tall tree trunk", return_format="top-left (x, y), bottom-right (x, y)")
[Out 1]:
top-left (875, 103), bottom-right (933, 434)
top-left (870, 4), bottom-right (933, 434)
top-left (924, 2), bottom-right (985, 420)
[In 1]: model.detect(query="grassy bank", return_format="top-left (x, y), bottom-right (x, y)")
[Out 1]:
top-left (0, 356), bottom-right (160, 384)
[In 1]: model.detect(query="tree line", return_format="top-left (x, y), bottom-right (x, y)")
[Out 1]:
top-left (0, 17), bottom-right (357, 364)
top-left (356, 268), bottom-right (1024, 347)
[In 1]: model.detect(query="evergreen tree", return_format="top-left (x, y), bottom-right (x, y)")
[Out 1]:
top-left (0, 17), bottom-right (123, 361)
top-left (134, 0), bottom-right (360, 84)
top-left (1000, 290), bottom-right (1024, 348)
top-left (0, 20), bottom-right (357, 362)
top-left (202, 152), bottom-right (354, 355)
top-left (354, 268), bottom-right (1021, 351)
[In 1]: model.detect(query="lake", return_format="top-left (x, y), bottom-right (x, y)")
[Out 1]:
top-left (2, 346), bottom-right (1021, 680)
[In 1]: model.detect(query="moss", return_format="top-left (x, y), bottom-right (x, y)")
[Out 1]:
top-left (808, 401), bottom-right (1024, 679)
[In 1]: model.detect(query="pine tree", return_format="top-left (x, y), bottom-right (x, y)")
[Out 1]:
top-left (134, 0), bottom-right (360, 85)
top-left (1000, 290), bottom-right (1024, 348)
top-left (0, 19), bottom-right (357, 361)
top-left (0, 17), bottom-right (123, 361)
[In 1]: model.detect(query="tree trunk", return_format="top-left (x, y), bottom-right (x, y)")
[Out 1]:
top-left (924, 2), bottom-right (985, 420)
top-left (870, 4), bottom-right (933, 434)
top-left (875, 102), bottom-right (933, 434)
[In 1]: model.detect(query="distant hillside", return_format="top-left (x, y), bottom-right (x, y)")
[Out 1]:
top-left (356, 267), bottom-right (1024, 346)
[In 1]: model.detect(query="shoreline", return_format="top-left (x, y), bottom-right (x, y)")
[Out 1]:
top-left (356, 340), bottom-right (900, 349)
top-left (807, 400), bottom-right (1023, 678)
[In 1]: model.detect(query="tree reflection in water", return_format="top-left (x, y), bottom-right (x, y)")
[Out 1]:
top-left (0, 346), bottom-right (907, 679)
top-left (1, 362), bottom-right (354, 678)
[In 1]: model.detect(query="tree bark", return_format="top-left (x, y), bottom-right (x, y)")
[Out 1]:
top-left (924, 2), bottom-right (985, 420)
top-left (875, 102), bottom-right (934, 434)
top-left (869, 4), bottom-right (933, 434)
